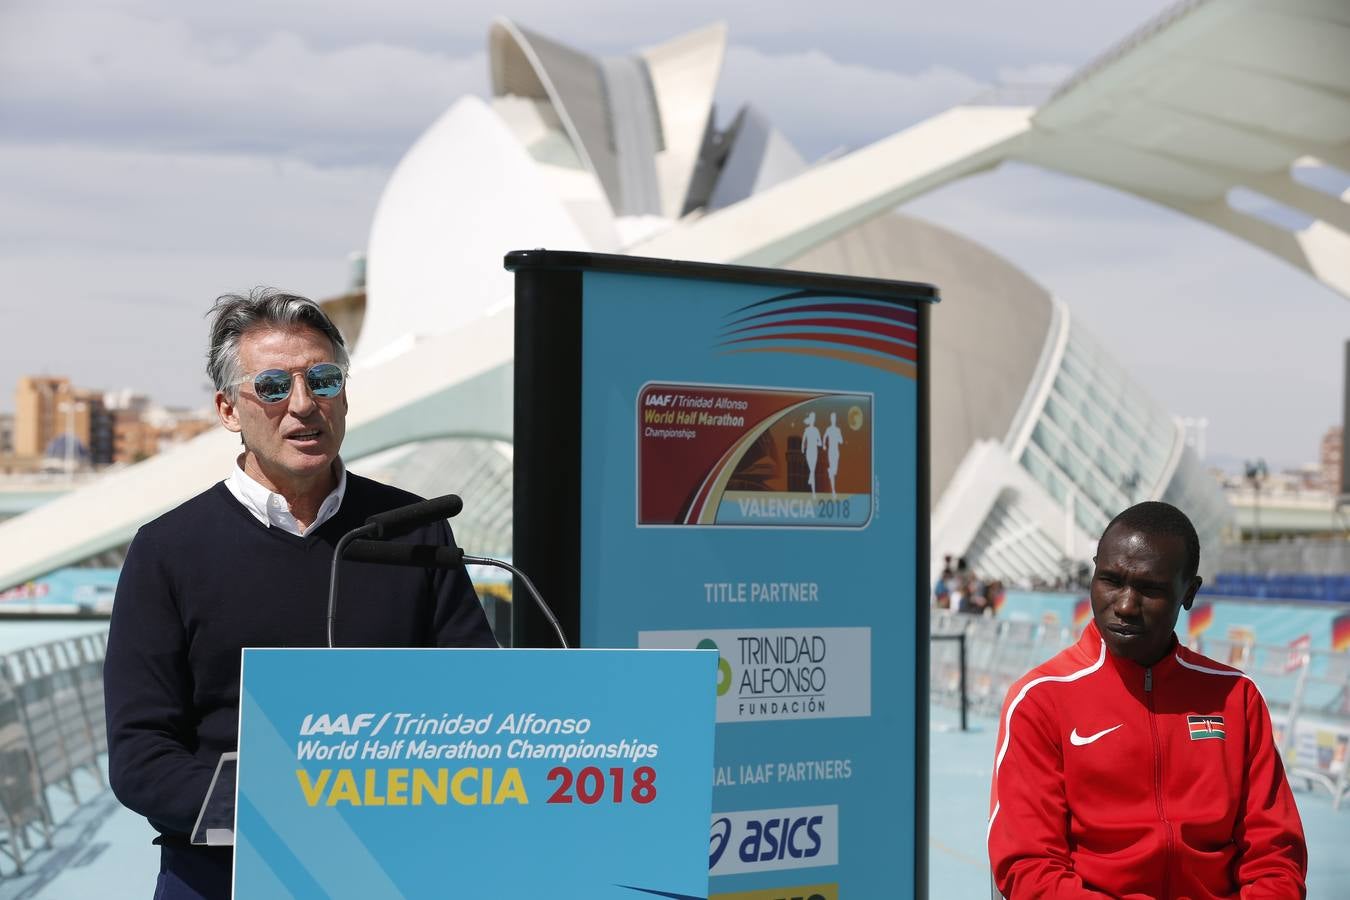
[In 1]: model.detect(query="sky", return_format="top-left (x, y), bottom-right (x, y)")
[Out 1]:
top-left (0, 0), bottom-right (1345, 471)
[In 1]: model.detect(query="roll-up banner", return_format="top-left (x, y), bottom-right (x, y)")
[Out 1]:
top-left (509, 250), bottom-right (937, 899)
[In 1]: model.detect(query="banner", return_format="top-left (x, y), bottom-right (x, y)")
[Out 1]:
top-left (638, 383), bottom-right (874, 528)
top-left (235, 648), bottom-right (716, 898)
top-left (576, 267), bottom-right (928, 897)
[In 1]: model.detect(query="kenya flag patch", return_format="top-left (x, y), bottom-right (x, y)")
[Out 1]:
top-left (1187, 715), bottom-right (1225, 741)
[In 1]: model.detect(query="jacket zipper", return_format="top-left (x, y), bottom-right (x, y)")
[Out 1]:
top-left (1146, 667), bottom-right (1174, 899)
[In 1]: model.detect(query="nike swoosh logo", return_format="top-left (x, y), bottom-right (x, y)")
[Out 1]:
top-left (1069, 724), bottom-right (1123, 746)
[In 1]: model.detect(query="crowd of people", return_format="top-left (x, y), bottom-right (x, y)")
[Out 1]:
top-left (933, 554), bottom-right (1004, 615)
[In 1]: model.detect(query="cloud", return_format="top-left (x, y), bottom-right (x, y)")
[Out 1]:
top-left (8, 1), bottom-right (1172, 79)
top-left (717, 45), bottom-right (987, 159)
top-left (0, 143), bottom-right (386, 257)
top-left (0, 4), bottom-right (1005, 167)
top-left (995, 63), bottom-right (1075, 87)
top-left (0, 5), bottom-right (487, 165)
top-left (0, 142), bottom-right (387, 410)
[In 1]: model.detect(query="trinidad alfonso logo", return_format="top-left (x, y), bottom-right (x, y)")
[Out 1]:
top-left (1187, 715), bottom-right (1225, 741)
top-left (699, 639), bottom-right (734, 697)
top-left (640, 628), bottom-right (871, 723)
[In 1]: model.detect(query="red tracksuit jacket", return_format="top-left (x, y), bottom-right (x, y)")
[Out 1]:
top-left (988, 621), bottom-right (1307, 899)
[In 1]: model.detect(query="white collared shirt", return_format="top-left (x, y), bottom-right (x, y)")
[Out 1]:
top-left (224, 457), bottom-right (347, 536)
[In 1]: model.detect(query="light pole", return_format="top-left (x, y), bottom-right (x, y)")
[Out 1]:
top-left (1244, 458), bottom-right (1267, 542)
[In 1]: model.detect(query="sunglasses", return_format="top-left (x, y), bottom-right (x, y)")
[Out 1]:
top-left (234, 363), bottom-right (346, 404)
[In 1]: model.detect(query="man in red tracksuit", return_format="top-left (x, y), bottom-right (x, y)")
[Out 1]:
top-left (988, 501), bottom-right (1307, 899)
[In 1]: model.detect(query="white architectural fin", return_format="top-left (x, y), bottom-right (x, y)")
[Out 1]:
top-left (639, 22), bottom-right (728, 218)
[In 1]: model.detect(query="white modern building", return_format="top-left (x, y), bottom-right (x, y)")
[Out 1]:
top-left (1, 0), bottom-right (1345, 592)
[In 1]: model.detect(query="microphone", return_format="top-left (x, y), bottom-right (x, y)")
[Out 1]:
top-left (364, 494), bottom-right (464, 539)
top-left (344, 540), bottom-right (464, 569)
top-left (325, 494), bottom-right (569, 650)
top-left (326, 494), bottom-right (464, 648)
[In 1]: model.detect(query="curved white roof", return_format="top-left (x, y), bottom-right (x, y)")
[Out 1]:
top-left (358, 95), bottom-right (589, 362)
top-left (639, 23), bottom-right (727, 218)
top-left (631, 105), bottom-right (1036, 265)
top-left (488, 18), bottom-right (726, 221)
top-left (489, 19), bottom-right (612, 213)
top-left (1016, 0), bottom-right (1350, 299)
top-left (637, 0), bottom-right (1350, 301)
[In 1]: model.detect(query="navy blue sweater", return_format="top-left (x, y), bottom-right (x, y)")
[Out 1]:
top-left (104, 475), bottom-right (497, 847)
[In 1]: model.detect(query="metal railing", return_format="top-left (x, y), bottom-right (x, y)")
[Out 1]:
top-left (930, 631), bottom-right (969, 731)
top-left (932, 610), bottom-right (1078, 721)
top-left (0, 631), bottom-right (108, 875)
top-left (930, 611), bottom-right (1350, 811)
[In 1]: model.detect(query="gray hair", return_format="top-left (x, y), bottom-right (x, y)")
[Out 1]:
top-left (207, 288), bottom-right (350, 399)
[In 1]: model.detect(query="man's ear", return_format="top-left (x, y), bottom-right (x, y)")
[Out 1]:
top-left (216, 391), bottom-right (242, 433)
top-left (1182, 576), bottom-right (1202, 611)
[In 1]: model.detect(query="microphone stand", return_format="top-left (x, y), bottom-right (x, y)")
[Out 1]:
top-left (327, 494), bottom-right (463, 648)
top-left (327, 531), bottom-right (570, 649)
top-left (463, 555), bottom-right (570, 649)
top-left (327, 522), bottom-right (378, 649)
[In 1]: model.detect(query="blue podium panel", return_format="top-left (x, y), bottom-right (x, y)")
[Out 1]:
top-left (235, 648), bottom-right (716, 899)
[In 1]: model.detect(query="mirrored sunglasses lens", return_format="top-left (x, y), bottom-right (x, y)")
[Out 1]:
top-left (253, 370), bottom-right (293, 402)
top-left (306, 363), bottom-right (345, 398)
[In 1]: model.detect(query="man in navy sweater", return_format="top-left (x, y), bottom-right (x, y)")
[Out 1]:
top-left (104, 288), bottom-right (498, 899)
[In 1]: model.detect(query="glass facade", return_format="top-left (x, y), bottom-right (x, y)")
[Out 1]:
top-left (1020, 322), bottom-right (1181, 540)
top-left (964, 491), bottom-right (1073, 585)
top-left (1161, 446), bottom-right (1232, 571)
top-left (956, 316), bottom-right (1234, 585)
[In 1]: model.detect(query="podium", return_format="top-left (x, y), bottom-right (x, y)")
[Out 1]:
top-left (231, 648), bottom-right (716, 899)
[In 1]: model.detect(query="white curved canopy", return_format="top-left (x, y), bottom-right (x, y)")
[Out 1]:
top-left (359, 96), bottom-right (589, 362)
top-left (488, 18), bottom-right (726, 221)
top-left (638, 0), bottom-right (1350, 299)
top-left (639, 23), bottom-right (727, 218)
top-left (1017, 0), bottom-right (1350, 299)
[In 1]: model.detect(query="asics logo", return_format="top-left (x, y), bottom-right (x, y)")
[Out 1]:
top-left (1069, 724), bottom-right (1122, 746)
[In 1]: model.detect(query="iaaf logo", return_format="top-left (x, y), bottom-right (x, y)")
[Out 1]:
top-left (639, 628), bottom-right (871, 723)
top-left (708, 805), bottom-right (839, 876)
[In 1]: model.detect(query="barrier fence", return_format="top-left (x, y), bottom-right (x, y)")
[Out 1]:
top-left (0, 631), bottom-right (108, 876)
top-left (931, 610), bottom-right (1078, 721)
top-left (930, 610), bottom-right (1350, 811)
top-left (929, 632), bottom-right (969, 731)
top-left (0, 616), bottom-right (1342, 878)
